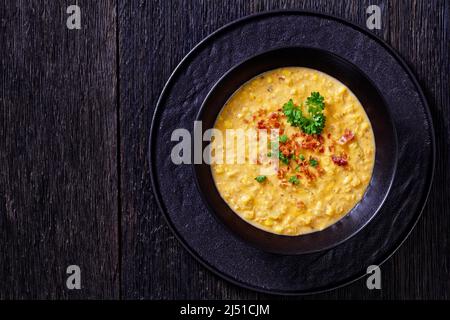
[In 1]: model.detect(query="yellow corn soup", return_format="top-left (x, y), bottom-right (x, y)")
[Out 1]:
top-left (211, 67), bottom-right (375, 235)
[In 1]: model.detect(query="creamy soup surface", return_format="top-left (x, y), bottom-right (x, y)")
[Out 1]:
top-left (211, 67), bottom-right (375, 236)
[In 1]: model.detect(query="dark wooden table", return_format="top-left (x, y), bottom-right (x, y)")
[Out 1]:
top-left (0, 0), bottom-right (448, 299)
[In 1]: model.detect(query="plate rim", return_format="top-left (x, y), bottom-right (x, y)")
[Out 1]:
top-left (149, 9), bottom-right (436, 295)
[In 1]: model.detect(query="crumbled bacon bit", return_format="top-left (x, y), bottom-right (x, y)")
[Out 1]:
top-left (299, 166), bottom-right (316, 181)
top-left (257, 120), bottom-right (266, 129)
top-left (304, 169), bottom-right (316, 181)
top-left (338, 129), bottom-right (355, 144)
top-left (331, 154), bottom-right (348, 166)
top-left (269, 112), bottom-right (279, 119)
top-left (267, 112), bottom-right (281, 128)
top-left (277, 167), bottom-right (289, 179)
top-left (256, 111), bottom-right (284, 133)
top-left (317, 135), bottom-right (324, 144)
top-left (301, 135), bottom-right (321, 150)
top-left (327, 133), bottom-right (331, 139)
top-left (279, 145), bottom-right (290, 157)
top-left (293, 141), bottom-right (301, 157)
top-left (296, 133), bottom-right (326, 152)
top-left (328, 145), bottom-right (335, 153)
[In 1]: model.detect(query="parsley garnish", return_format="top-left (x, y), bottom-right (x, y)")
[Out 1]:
top-left (278, 151), bottom-right (291, 165)
top-left (306, 92), bottom-right (325, 115)
top-left (288, 176), bottom-right (300, 185)
top-left (255, 175), bottom-right (267, 183)
top-left (282, 92), bottom-right (326, 135)
top-left (309, 158), bottom-right (318, 167)
top-left (279, 134), bottom-right (288, 143)
top-left (299, 154), bottom-right (305, 161)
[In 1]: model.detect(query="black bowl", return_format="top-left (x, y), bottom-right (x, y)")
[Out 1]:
top-left (194, 47), bottom-right (397, 254)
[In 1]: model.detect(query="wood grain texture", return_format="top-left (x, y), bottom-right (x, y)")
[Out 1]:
top-left (119, 0), bottom-right (449, 300)
top-left (384, 0), bottom-right (450, 300)
top-left (0, 0), bottom-right (119, 299)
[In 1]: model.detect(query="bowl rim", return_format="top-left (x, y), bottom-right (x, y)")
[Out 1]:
top-left (193, 45), bottom-right (399, 255)
top-left (149, 9), bottom-right (436, 295)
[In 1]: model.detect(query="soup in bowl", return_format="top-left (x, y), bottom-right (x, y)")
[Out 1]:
top-left (194, 47), bottom-right (397, 254)
top-left (211, 67), bottom-right (375, 236)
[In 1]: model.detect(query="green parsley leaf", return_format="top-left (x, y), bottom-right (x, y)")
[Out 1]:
top-left (288, 176), bottom-right (300, 185)
top-left (309, 158), bottom-right (318, 167)
top-left (278, 151), bottom-right (290, 165)
top-left (255, 175), bottom-right (267, 183)
top-left (279, 134), bottom-right (288, 143)
top-left (282, 99), bottom-right (303, 127)
top-left (299, 154), bottom-right (305, 161)
top-left (306, 92), bottom-right (325, 114)
top-left (282, 92), bottom-right (326, 135)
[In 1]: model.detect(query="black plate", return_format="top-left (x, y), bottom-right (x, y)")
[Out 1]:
top-left (150, 10), bottom-right (435, 294)
top-left (195, 47), bottom-right (397, 254)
